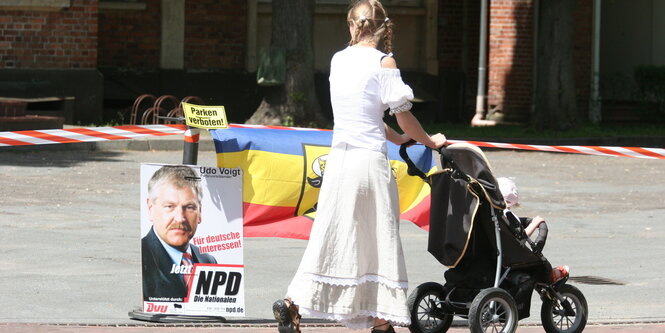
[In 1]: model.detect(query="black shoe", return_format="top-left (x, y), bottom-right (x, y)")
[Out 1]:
top-left (273, 299), bottom-right (295, 333)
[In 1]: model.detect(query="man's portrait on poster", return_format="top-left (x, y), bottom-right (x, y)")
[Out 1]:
top-left (141, 165), bottom-right (217, 301)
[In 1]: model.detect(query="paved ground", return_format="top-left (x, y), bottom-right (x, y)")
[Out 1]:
top-left (0, 134), bottom-right (664, 332)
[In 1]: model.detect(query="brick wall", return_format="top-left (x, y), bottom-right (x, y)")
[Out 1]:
top-left (485, 0), bottom-right (593, 121)
top-left (98, 0), bottom-right (160, 68)
top-left (98, 0), bottom-right (246, 70)
top-left (438, 0), bottom-right (465, 70)
top-left (487, 0), bottom-right (534, 119)
top-left (185, 1), bottom-right (246, 70)
top-left (0, 0), bottom-right (98, 69)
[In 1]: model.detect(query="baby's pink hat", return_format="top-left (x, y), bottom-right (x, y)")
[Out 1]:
top-left (497, 177), bottom-right (519, 208)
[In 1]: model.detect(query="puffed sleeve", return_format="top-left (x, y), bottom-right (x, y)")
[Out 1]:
top-left (380, 68), bottom-right (414, 116)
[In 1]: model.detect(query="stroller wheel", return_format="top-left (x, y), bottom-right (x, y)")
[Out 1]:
top-left (540, 284), bottom-right (588, 333)
top-left (406, 282), bottom-right (453, 333)
top-left (468, 288), bottom-right (518, 333)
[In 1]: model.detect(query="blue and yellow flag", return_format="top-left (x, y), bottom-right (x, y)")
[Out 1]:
top-left (211, 124), bottom-right (435, 239)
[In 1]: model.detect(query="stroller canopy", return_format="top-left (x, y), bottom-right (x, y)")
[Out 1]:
top-left (428, 143), bottom-right (506, 267)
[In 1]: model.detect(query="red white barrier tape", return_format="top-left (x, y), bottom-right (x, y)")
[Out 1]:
top-left (0, 124), bottom-right (662, 160)
top-left (0, 124), bottom-right (185, 147)
top-left (0, 124), bottom-right (322, 147)
top-left (450, 140), bottom-right (665, 160)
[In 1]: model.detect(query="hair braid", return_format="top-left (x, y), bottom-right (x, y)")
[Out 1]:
top-left (351, 18), bottom-right (366, 46)
top-left (383, 19), bottom-right (393, 54)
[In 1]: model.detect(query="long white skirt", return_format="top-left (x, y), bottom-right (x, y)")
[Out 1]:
top-left (286, 143), bottom-right (410, 330)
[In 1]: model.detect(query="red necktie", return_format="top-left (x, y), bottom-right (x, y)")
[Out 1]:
top-left (182, 252), bottom-right (194, 290)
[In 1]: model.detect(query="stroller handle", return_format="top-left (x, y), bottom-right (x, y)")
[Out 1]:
top-left (398, 140), bottom-right (470, 182)
top-left (532, 221), bottom-right (548, 254)
top-left (398, 140), bottom-right (428, 181)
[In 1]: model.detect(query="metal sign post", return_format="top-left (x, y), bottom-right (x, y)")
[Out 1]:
top-left (182, 126), bottom-right (200, 165)
top-left (155, 116), bottom-right (200, 166)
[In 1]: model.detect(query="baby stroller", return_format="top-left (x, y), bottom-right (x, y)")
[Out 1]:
top-left (399, 142), bottom-right (588, 333)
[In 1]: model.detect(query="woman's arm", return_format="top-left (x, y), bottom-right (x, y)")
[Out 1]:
top-left (395, 111), bottom-right (447, 149)
top-left (385, 123), bottom-right (410, 145)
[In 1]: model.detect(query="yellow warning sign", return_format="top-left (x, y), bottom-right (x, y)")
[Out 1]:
top-left (181, 102), bottom-right (229, 129)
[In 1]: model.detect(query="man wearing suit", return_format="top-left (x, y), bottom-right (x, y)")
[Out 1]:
top-left (142, 165), bottom-right (217, 301)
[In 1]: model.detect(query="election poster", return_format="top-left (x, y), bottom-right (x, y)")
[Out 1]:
top-left (139, 163), bottom-right (244, 317)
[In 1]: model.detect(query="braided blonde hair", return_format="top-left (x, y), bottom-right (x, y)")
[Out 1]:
top-left (347, 0), bottom-right (394, 54)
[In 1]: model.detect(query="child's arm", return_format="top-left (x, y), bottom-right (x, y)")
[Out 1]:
top-left (524, 216), bottom-right (545, 237)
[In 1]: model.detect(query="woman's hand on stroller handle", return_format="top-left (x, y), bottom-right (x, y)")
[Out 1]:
top-left (429, 133), bottom-right (448, 149)
top-left (401, 132), bottom-right (447, 149)
top-left (398, 140), bottom-right (470, 183)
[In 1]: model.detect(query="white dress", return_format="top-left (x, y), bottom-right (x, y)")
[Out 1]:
top-left (286, 46), bottom-right (414, 330)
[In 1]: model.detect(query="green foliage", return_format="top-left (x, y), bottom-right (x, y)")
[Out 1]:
top-left (281, 115), bottom-right (295, 127)
top-left (75, 119), bottom-right (123, 127)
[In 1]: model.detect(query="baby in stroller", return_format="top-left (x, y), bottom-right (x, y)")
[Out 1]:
top-left (399, 142), bottom-right (588, 333)
top-left (496, 177), bottom-right (569, 283)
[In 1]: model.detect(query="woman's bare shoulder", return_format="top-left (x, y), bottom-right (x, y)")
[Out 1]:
top-left (380, 55), bottom-right (397, 69)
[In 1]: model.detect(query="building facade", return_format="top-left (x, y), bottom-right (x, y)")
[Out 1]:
top-left (1, 0), bottom-right (661, 124)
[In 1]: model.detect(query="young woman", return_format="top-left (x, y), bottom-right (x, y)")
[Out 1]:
top-left (274, 1), bottom-right (447, 332)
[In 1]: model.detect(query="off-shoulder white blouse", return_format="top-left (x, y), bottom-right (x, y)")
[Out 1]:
top-left (329, 46), bottom-right (414, 153)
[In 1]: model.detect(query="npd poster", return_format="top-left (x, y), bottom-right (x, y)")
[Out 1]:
top-left (139, 164), bottom-right (244, 317)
